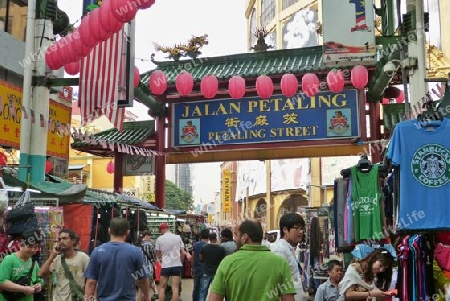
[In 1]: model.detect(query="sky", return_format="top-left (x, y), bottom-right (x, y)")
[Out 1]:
top-left (57, 0), bottom-right (247, 205)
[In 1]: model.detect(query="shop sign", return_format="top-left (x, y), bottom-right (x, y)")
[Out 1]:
top-left (0, 80), bottom-right (23, 149)
top-left (172, 90), bottom-right (360, 147)
top-left (222, 169), bottom-right (231, 213)
top-left (47, 99), bottom-right (72, 159)
top-left (123, 154), bottom-right (155, 176)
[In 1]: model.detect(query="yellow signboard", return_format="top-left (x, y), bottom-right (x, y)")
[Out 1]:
top-left (144, 193), bottom-right (155, 203)
top-left (208, 214), bottom-right (214, 224)
top-left (222, 169), bottom-right (232, 213)
top-left (0, 80), bottom-right (71, 159)
top-left (47, 99), bottom-right (71, 159)
top-left (0, 79), bottom-right (23, 149)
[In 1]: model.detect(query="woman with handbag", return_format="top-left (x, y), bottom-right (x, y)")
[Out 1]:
top-left (0, 229), bottom-right (43, 301)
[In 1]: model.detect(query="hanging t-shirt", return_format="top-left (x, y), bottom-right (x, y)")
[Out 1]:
top-left (387, 118), bottom-right (450, 230)
top-left (351, 165), bottom-right (383, 241)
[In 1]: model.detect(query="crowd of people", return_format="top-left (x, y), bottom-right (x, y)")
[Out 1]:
top-left (0, 214), bottom-right (396, 301)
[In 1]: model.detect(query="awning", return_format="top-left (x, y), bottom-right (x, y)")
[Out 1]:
top-left (69, 164), bottom-right (87, 171)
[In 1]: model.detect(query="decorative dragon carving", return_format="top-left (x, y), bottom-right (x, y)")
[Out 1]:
top-left (250, 27), bottom-right (274, 52)
top-left (153, 34), bottom-right (209, 61)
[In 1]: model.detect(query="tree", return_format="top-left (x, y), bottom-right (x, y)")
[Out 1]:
top-left (165, 180), bottom-right (194, 211)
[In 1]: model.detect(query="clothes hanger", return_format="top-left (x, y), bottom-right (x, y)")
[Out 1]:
top-left (356, 155), bottom-right (372, 173)
top-left (417, 94), bottom-right (443, 125)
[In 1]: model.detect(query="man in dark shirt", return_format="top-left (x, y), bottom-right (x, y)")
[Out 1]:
top-left (191, 229), bottom-right (209, 301)
top-left (199, 232), bottom-right (225, 301)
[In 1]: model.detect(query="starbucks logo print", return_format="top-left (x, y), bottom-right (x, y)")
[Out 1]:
top-left (411, 144), bottom-right (450, 188)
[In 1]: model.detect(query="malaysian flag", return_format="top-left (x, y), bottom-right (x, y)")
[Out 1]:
top-left (79, 29), bottom-right (125, 131)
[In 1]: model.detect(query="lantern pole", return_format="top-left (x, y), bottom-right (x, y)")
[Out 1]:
top-left (19, 0), bottom-right (52, 183)
top-left (113, 152), bottom-right (124, 193)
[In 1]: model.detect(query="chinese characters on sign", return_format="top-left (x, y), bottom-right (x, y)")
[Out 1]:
top-left (47, 100), bottom-right (72, 159)
top-left (173, 90), bottom-right (359, 147)
top-left (222, 169), bottom-right (232, 213)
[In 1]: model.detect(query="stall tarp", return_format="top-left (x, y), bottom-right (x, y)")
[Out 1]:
top-left (63, 204), bottom-right (92, 253)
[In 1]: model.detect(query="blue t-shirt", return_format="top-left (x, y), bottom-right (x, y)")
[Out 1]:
top-left (84, 242), bottom-right (148, 301)
top-left (192, 241), bottom-right (207, 276)
top-left (387, 118), bottom-right (450, 230)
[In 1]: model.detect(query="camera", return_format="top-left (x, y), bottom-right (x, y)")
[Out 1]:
top-left (383, 61), bottom-right (398, 76)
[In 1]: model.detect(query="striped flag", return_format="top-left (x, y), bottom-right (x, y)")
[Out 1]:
top-left (79, 29), bottom-right (125, 131)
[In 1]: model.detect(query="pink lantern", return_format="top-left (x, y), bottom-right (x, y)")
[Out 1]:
top-left (0, 152), bottom-right (7, 166)
top-left (228, 76), bottom-right (246, 99)
top-left (57, 38), bottom-right (73, 65)
top-left (256, 75), bottom-right (273, 99)
top-left (134, 66), bottom-right (140, 88)
top-left (45, 160), bottom-right (53, 173)
top-left (110, 0), bottom-right (138, 23)
top-left (63, 33), bottom-right (81, 63)
top-left (149, 70), bottom-right (167, 95)
top-left (72, 28), bottom-right (92, 58)
top-left (382, 98), bottom-right (390, 104)
top-left (396, 90), bottom-right (405, 103)
top-left (46, 43), bottom-right (64, 70)
top-left (175, 72), bottom-right (194, 96)
top-left (79, 15), bottom-right (98, 49)
top-left (326, 69), bottom-right (345, 93)
top-left (106, 161), bottom-right (115, 174)
top-left (64, 61), bottom-right (80, 75)
top-left (45, 46), bottom-right (58, 70)
top-left (280, 74), bottom-right (298, 97)
top-left (351, 65), bottom-right (368, 89)
top-left (89, 8), bottom-right (110, 42)
top-left (138, 0), bottom-right (155, 9)
top-left (99, 0), bottom-right (124, 33)
top-left (302, 73), bottom-right (320, 97)
top-left (201, 74), bottom-right (219, 99)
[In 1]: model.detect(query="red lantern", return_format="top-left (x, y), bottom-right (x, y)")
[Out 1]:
top-left (384, 86), bottom-right (401, 99)
top-left (256, 75), bottom-right (273, 99)
top-left (64, 61), bottom-right (80, 75)
top-left (327, 70), bottom-right (345, 93)
top-left (382, 98), bottom-right (390, 104)
top-left (79, 15), bottom-right (98, 49)
top-left (89, 8), bottom-right (110, 42)
top-left (63, 33), bottom-right (81, 63)
top-left (0, 153), bottom-right (7, 166)
top-left (351, 65), bottom-right (368, 89)
top-left (99, 0), bottom-right (124, 33)
top-left (106, 161), bottom-right (115, 174)
top-left (228, 76), bottom-right (246, 99)
top-left (45, 160), bottom-right (53, 173)
top-left (110, 0), bottom-right (138, 23)
top-left (45, 46), bottom-right (58, 70)
top-left (281, 74), bottom-right (298, 97)
top-left (134, 66), bottom-right (140, 88)
top-left (149, 70), bottom-right (167, 95)
top-left (175, 71), bottom-right (194, 96)
top-left (396, 90), bottom-right (405, 103)
top-left (72, 28), bottom-right (92, 58)
top-left (201, 74), bottom-right (219, 99)
top-left (138, 0), bottom-right (155, 9)
top-left (302, 73), bottom-right (320, 97)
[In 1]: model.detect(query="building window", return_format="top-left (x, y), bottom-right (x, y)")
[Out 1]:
top-left (282, 0), bottom-right (300, 10)
top-left (0, 0), bottom-right (27, 41)
top-left (249, 8), bottom-right (257, 48)
top-left (261, 0), bottom-right (275, 29)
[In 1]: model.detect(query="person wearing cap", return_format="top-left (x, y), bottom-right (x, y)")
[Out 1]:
top-left (0, 230), bottom-right (44, 300)
top-left (155, 223), bottom-right (192, 301)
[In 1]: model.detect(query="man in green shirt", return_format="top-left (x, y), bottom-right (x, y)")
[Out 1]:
top-left (208, 219), bottom-right (296, 301)
top-left (0, 229), bottom-right (44, 301)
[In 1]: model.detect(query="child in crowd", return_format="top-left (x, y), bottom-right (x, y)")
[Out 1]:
top-left (314, 260), bottom-right (344, 301)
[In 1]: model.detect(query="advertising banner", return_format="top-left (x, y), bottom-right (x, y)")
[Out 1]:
top-left (173, 90), bottom-right (360, 147)
top-left (322, 0), bottom-right (376, 65)
top-left (123, 154), bottom-right (155, 176)
top-left (222, 169), bottom-right (232, 213)
top-left (0, 80), bottom-right (72, 159)
top-left (47, 99), bottom-right (72, 159)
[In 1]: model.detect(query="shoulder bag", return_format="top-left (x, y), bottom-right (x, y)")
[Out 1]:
top-left (60, 256), bottom-right (85, 301)
top-left (1, 260), bottom-right (36, 301)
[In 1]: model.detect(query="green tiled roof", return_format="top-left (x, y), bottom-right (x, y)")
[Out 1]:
top-left (72, 120), bottom-right (155, 148)
top-left (140, 46), bottom-right (332, 93)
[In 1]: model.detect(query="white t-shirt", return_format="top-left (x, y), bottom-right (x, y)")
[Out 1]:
top-left (155, 232), bottom-right (184, 268)
top-left (50, 251), bottom-right (90, 301)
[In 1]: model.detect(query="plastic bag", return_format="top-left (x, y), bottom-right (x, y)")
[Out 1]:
top-left (0, 177), bottom-right (8, 212)
top-left (6, 191), bottom-right (35, 223)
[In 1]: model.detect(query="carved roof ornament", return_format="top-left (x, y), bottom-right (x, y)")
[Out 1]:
top-left (250, 27), bottom-right (274, 52)
top-left (152, 34), bottom-right (209, 62)
top-left (426, 43), bottom-right (450, 79)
